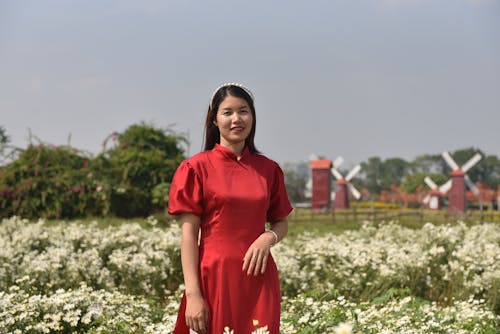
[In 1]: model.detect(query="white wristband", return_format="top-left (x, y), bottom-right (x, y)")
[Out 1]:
top-left (265, 230), bottom-right (278, 246)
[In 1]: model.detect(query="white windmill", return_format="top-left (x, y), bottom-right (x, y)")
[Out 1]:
top-left (441, 151), bottom-right (482, 212)
top-left (304, 154), bottom-right (318, 200)
top-left (423, 176), bottom-right (448, 210)
top-left (331, 156), bottom-right (362, 209)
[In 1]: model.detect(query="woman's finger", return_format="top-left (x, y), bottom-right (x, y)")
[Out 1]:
top-left (255, 249), bottom-right (269, 275)
top-left (260, 251), bottom-right (268, 274)
top-left (242, 250), bottom-right (251, 272)
top-left (253, 252), bottom-right (264, 276)
top-left (196, 317), bottom-right (206, 334)
top-left (246, 251), bottom-right (257, 275)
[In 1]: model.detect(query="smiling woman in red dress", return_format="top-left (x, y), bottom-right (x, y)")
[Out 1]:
top-left (168, 83), bottom-right (293, 334)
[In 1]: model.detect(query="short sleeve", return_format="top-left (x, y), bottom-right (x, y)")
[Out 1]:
top-left (168, 161), bottom-right (203, 217)
top-left (267, 163), bottom-right (293, 222)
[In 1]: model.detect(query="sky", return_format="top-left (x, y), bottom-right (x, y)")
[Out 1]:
top-left (1, 0), bottom-right (499, 167)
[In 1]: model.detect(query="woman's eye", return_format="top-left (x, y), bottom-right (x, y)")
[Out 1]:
top-left (240, 110), bottom-right (249, 114)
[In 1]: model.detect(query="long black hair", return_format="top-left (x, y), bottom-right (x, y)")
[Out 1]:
top-left (203, 84), bottom-right (260, 153)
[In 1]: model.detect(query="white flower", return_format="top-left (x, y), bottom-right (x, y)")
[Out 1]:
top-left (333, 322), bottom-right (353, 334)
top-left (251, 325), bottom-right (269, 334)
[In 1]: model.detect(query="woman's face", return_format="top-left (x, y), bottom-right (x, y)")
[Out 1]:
top-left (214, 94), bottom-right (253, 148)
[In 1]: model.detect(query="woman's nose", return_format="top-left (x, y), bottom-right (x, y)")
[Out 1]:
top-left (232, 113), bottom-right (242, 122)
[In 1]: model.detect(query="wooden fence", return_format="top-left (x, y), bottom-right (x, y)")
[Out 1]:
top-left (288, 208), bottom-right (500, 225)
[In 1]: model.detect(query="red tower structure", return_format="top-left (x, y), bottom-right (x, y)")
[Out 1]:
top-left (442, 151), bottom-right (482, 213)
top-left (334, 179), bottom-right (349, 209)
top-left (448, 169), bottom-right (466, 213)
top-left (331, 161), bottom-right (362, 210)
top-left (309, 159), bottom-right (332, 210)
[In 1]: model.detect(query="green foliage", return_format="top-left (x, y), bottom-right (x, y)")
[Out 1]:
top-left (0, 126), bottom-right (14, 164)
top-left (151, 182), bottom-right (170, 209)
top-left (410, 153), bottom-right (448, 174)
top-left (104, 123), bottom-right (185, 217)
top-left (283, 162), bottom-right (309, 203)
top-left (481, 154), bottom-right (500, 189)
top-left (359, 157), bottom-right (411, 193)
top-left (371, 287), bottom-right (412, 304)
top-left (401, 172), bottom-right (448, 193)
top-left (0, 125), bottom-right (8, 146)
top-left (353, 148), bottom-right (500, 197)
top-left (0, 123), bottom-right (186, 219)
top-left (0, 144), bottom-right (108, 219)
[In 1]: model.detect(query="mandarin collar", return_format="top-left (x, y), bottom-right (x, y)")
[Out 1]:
top-left (213, 143), bottom-right (249, 161)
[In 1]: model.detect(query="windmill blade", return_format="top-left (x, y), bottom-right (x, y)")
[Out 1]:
top-left (331, 167), bottom-right (344, 180)
top-left (348, 183), bottom-right (362, 199)
top-left (461, 153), bottom-right (482, 173)
top-left (304, 178), bottom-right (312, 197)
top-left (464, 174), bottom-right (480, 195)
top-left (439, 179), bottom-right (452, 194)
top-left (305, 178), bottom-right (312, 191)
top-left (345, 164), bottom-right (362, 181)
top-left (333, 156), bottom-right (344, 169)
top-left (423, 194), bottom-right (430, 204)
top-left (442, 151), bottom-right (460, 171)
top-left (424, 176), bottom-right (438, 190)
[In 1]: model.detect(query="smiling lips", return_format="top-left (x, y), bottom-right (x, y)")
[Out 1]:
top-left (231, 126), bottom-right (245, 133)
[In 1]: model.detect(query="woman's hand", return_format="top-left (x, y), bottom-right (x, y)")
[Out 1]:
top-left (185, 292), bottom-right (209, 333)
top-left (242, 232), bottom-right (275, 276)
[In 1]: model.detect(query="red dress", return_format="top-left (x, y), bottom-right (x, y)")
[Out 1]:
top-left (168, 144), bottom-right (293, 334)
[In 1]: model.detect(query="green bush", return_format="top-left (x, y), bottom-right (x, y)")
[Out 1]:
top-left (0, 123), bottom-right (186, 219)
top-left (0, 145), bottom-right (108, 219)
top-left (104, 123), bottom-right (185, 217)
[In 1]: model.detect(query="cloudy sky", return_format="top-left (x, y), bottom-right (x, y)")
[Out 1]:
top-left (1, 0), bottom-right (499, 166)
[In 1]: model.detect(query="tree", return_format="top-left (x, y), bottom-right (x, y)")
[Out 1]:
top-left (0, 126), bottom-right (9, 159)
top-left (0, 123), bottom-right (188, 219)
top-left (0, 144), bottom-right (102, 219)
top-left (104, 122), bottom-right (186, 217)
top-left (481, 155), bottom-right (500, 189)
top-left (283, 162), bottom-right (309, 203)
top-left (400, 172), bottom-right (448, 193)
top-left (359, 157), bottom-right (383, 194)
top-left (358, 157), bottom-right (410, 194)
top-left (381, 158), bottom-right (410, 190)
top-left (0, 126), bottom-right (8, 146)
top-left (410, 154), bottom-right (447, 174)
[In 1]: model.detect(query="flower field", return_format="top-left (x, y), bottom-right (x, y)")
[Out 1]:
top-left (0, 216), bottom-right (498, 333)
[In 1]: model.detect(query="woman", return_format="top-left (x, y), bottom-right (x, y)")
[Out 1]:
top-left (168, 83), bottom-right (293, 333)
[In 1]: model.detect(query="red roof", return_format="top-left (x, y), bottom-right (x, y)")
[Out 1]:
top-left (450, 169), bottom-right (465, 176)
top-left (309, 159), bottom-right (333, 169)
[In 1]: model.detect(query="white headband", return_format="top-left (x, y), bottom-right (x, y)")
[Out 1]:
top-left (210, 82), bottom-right (254, 109)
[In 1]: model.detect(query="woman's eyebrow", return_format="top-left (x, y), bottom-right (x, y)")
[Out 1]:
top-left (222, 105), bottom-right (248, 110)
